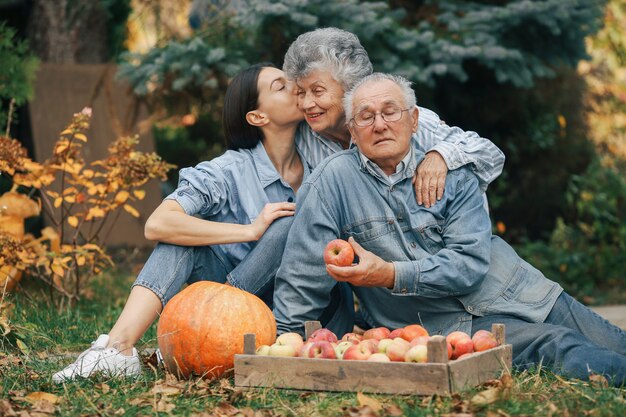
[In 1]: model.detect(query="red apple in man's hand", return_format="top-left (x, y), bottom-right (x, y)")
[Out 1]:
top-left (446, 331), bottom-right (474, 359)
top-left (308, 328), bottom-right (338, 343)
top-left (324, 239), bottom-right (355, 266)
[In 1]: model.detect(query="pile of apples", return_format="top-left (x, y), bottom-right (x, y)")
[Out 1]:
top-left (256, 324), bottom-right (498, 363)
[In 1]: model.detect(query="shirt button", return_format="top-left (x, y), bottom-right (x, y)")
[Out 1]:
top-left (401, 288), bottom-right (407, 294)
top-left (387, 219), bottom-right (394, 225)
top-left (398, 216), bottom-right (403, 221)
top-left (410, 242), bottom-right (417, 248)
top-left (390, 186), bottom-right (395, 192)
top-left (287, 197), bottom-right (293, 202)
top-left (467, 306), bottom-right (474, 312)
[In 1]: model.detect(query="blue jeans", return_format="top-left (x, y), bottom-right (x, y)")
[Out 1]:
top-left (472, 292), bottom-right (626, 386)
top-left (133, 217), bottom-right (295, 307)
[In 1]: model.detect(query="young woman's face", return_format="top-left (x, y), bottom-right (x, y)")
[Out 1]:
top-left (256, 67), bottom-right (303, 126)
top-left (296, 70), bottom-right (347, 141)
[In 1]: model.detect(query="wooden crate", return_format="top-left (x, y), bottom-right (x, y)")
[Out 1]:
top-left (234, 322), bottom-right (512, 395)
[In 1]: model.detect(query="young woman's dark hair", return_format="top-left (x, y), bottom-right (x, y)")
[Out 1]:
top-left (223, 63), bottom-right (276, 150)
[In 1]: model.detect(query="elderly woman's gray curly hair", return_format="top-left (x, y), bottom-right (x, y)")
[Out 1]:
top-left (282, 28), bottom-right (373, 91)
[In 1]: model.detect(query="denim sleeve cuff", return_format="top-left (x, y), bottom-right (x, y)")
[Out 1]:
top-left (391, 261), bottom-right (419, 295)
top-left (164, 186), bottom-right (203, 216)
top-left (430, 141), bottom-right (464, 171)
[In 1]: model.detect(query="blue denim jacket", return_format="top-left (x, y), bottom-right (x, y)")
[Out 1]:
top-left (273, 148), bottom-right (562, 337)
top-left (165, 141), bottom-right (309, 266)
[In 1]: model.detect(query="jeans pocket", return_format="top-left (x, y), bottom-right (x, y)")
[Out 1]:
top-left (502, 262), bottom-right (555, 306)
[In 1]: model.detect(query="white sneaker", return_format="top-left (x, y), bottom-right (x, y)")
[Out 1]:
top-left (52, 335), bottom-right (142, 382)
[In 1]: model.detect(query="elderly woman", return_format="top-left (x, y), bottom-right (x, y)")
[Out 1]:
top-left (284, 28), bottom-right (505, 207)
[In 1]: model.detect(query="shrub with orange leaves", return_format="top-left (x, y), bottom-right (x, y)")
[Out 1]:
top-left (0, 108), bottom-right (174, 306)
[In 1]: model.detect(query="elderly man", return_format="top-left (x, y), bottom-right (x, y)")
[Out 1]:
top-left (273, 73), bottom-right (626, 385)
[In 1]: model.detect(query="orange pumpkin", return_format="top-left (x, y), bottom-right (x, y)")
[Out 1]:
top-left (157, 281), bottom-right (276, 379)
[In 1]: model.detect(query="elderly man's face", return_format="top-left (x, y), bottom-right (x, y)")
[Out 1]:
top-left (296, 70), bottom-right (347, 142)
top-left (348, 79), bottom-right (418, 174)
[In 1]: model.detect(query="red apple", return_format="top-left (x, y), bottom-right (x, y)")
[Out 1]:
top-left (400, 324), bottom-right (429, 342)
top-left (340, 332), bottom-right (363, 344)
top-left (389, 329), bottom-right (403, 339)
top-left (472, 330), bottom-right (498, 352)
top-left (446, 331), bottom-right (474, 359)
top-left (301, 341), bottom-right (337, 359)
top-left (457, 352), bottom-right (473, 360)
top-left (362, 327), bottom-right (391, 341)
top-left (368, 353), bottom-right (391, 362)
top-left (334, 341), bottom-right (354, 359)
top-left (343, 341), bottom-right (377, 360)
top-left (404, 344), bottom-right (428, 363)
top-left (308, 328), bottom-right (338, 343)
top-left (409, 336), bottom-right (431, 347)
top-left (324, 239), bottom-right (355, 267)
top-left (298, 341), bottom-right (315, 357)
top-left (275, 332), bottom-right (304, 353)
top-left (386, 338), bottom-right (411, 362)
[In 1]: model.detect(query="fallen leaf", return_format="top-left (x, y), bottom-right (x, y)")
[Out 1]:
top-left (500, 373), bottom-right (514, 389)
top-left (151, 385), bottom-right (181, 396)
top-left (384, 404), bottom-right (404, 416)
top-left (0, 400), bottom-right (17, 416)
top-left (357, 392), bottom-right (382, 412)
top-left (154, 399), bottom-right (175, 413)
top-left (470, 387), bottom-right (500, 408)
top-left (343, 405), bottom-right (379, 417)
top-left (24, 392), bottom-right (59, 404)
top-left (213, 401), bottom-right (241, 416)
top-left (588, 374), bottom-right (608, 389)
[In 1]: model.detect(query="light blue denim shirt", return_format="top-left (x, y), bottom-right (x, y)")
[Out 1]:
top-left (273, 147), bottom-right (561, 337)
top-left (165, 141), bottom-right (309, 266)
top-left (295, 106), bottom-right (505, 191)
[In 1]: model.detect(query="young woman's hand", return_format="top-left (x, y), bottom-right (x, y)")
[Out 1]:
top-left (249, 202), bottom-right (296, 240)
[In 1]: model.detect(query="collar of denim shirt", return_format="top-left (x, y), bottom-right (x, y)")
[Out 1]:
top-left (250, 140), bottom-right (311, 189)
top-left (356, 146), bottom-right (424, 186)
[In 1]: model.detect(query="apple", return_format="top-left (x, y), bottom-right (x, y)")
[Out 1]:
top-left (389, 329), bottom-right (403, 339)
top-left (268, 343), bottom-right (297, 357)
top-left (340, 332), bottom-right (363, 344)
top-left (255, 345), bottom-right (271, 356)
top-left (343, 341), bottom-right (377, 360)
top-left (334, 341), bottom-right (354, 359)
top-left (457, 352), bottom-right (473, 360)
top-left (400, 324), bottom-right (429, 342)
top-left (275, 332), bottom-right (304, 353)
top-left (308, 328), bottom-right (338, 343)
top-left (409, 336), bottom-right (430, 347)
top-left (405, 344), bottom-right (428, 363)
top-left (301, 341), bottom-right (337, 359)
top-left (360, 339), bottom-right (379, 351)
top-left (298, 341), bottom-right (315, 357)
top-left (386, 338), bottom-right (411, 362)
top-left (472, 330), bottom-right (498, 352)
top-left (324, 239), bottom-right (355, 267)
top-left (368, 353), bottom-right (391, 362)
top-left (377, 338), bottom-right (394, 353)
top-left (446, 331), bottom-right (474, 359)
top-left (362, 327), bottom-right (391, 341)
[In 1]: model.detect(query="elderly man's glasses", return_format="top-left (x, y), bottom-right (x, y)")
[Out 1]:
top-left (351, 107), bottom-right (411, 127)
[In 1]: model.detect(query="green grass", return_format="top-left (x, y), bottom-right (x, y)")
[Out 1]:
top-left (1, 268), bottom-right (625, 416)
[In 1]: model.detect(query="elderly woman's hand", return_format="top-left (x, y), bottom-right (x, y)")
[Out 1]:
top-left (413, 151), bottom-right (448, 208)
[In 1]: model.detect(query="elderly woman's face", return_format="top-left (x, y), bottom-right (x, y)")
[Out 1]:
top-left (296, 70), bottom-right (347, 141)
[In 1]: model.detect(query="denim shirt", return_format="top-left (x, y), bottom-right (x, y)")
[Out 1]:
top-left (165, 141), bottom-right (309, 266)
top-left (273, 148), bottom-right (561, 337)
top-left (295, 106), bottom-right (505, 191)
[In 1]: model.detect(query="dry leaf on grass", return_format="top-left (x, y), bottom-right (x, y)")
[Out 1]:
top-left (24, 392), bottom-right (59, 405)
top-left (343, 405), bottom-right (379, 417)
top-left (383, 404), bottom-right (404, 416)
top-left (0, 400), bottom-right (17, 416)
top-left (441, 413), bottom-right (475, 417)
top-left (588, 374), bottom-right (609, 389)
top-left (470, 387), bottom-right (500, 408)
top-left (154, 398), bottom-right (175, 413)
top-left (357, 392), bottom-right (382, 412)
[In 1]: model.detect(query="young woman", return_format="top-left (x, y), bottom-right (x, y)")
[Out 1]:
top-left (52, 64), bottom-right (338, 381)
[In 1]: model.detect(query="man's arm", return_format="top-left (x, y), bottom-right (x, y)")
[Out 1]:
top-left (328, 170), bottom-right (492, 297)
top-left (412, 106), bottom-right (506, 204)
top-left (272, 182), bottom-right (343, 335)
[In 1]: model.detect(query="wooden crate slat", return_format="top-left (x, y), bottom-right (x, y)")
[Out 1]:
top-left (235, 355), bottom-right (451, 395)
top-left (447, 344), bottom-right (512, 392)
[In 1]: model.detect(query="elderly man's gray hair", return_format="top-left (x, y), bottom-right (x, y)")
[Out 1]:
top-left (282, 27), bottom-right (373, 91)
top-left (343, 73), bottom-right (417, 122)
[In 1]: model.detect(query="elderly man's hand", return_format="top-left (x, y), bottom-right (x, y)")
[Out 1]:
top-left (413, 151), bottom-right (448, 208)
top-left (326, 237), bottom-right (395, 289)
